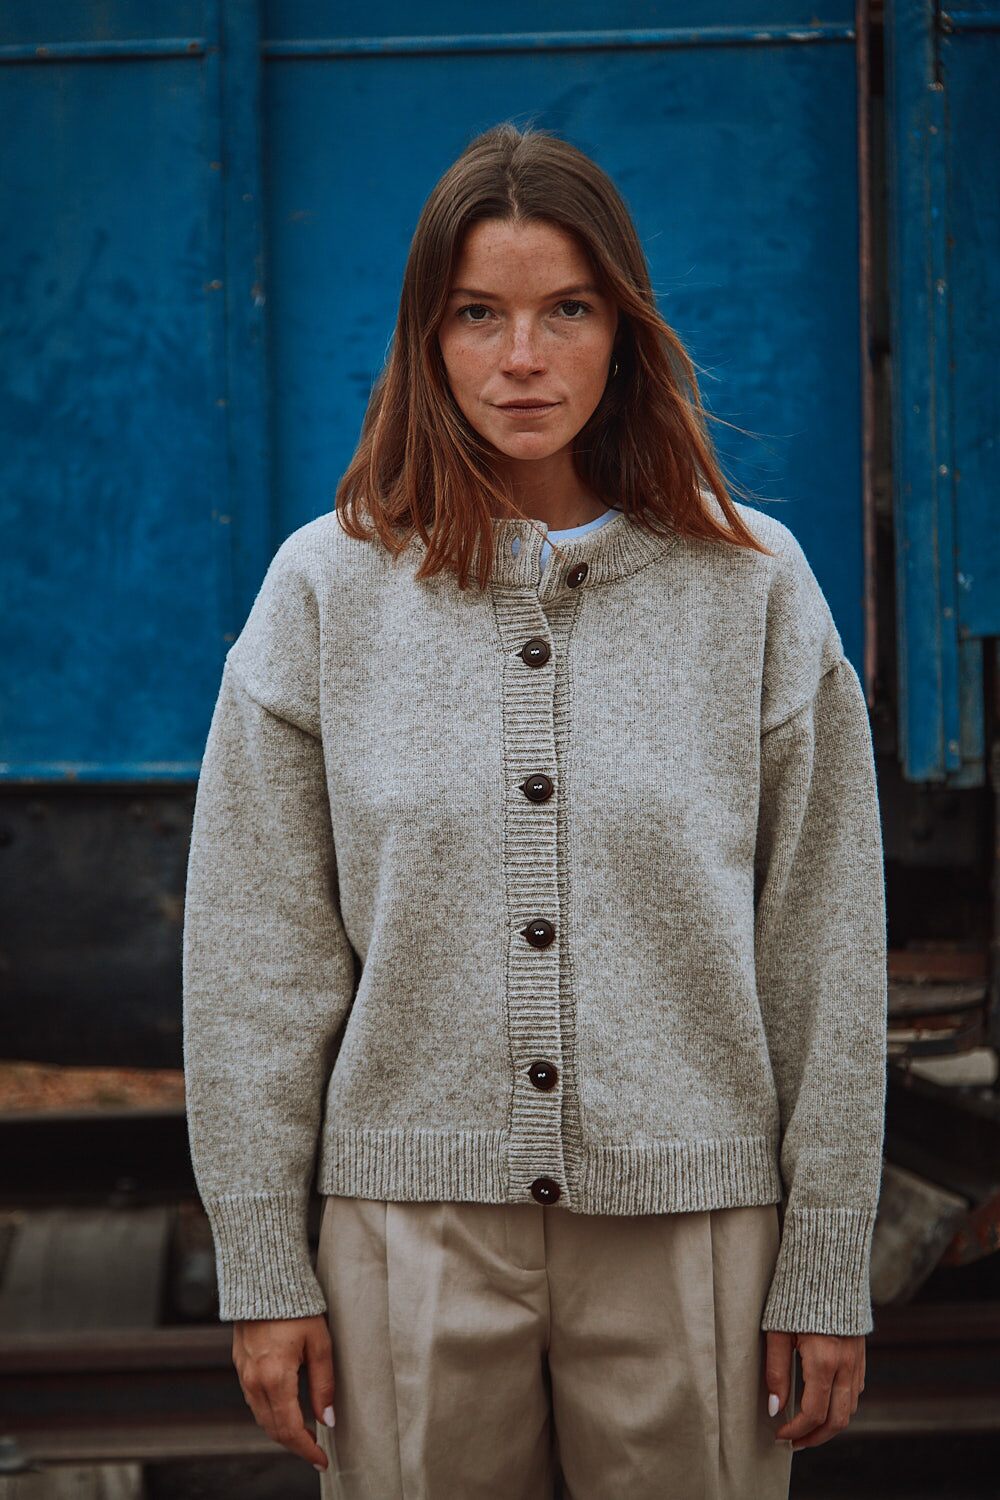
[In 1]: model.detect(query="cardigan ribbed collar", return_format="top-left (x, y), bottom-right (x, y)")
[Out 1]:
top-left (487, 506), bottom-right (680, 600)
top-left (402, 505), bottom-right (682, 599)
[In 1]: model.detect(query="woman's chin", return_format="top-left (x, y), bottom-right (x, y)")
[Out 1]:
top-left (485, 431), bottom-right (567, 462)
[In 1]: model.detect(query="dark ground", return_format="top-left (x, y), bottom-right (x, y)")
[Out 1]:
top-left (140, 1432), bottom-right (1000, 1499)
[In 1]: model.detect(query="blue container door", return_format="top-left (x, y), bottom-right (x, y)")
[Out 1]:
top-left (2, 1), bottom-right (870, 780)
top-left (885, 0), bottom-right (998, 785)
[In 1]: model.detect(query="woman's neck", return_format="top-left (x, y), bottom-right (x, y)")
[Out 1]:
top-left (487, 454), bottom-right (610, 530)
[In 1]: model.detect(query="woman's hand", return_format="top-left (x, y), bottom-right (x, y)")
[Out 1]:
top-left (766, 1329), bottom-right (866, 1451)
top-left (232, 1315), bottom-right (336, 1471)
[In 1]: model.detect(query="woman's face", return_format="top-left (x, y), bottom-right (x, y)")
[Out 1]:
top-left (437, 218), bottom-right (620, 467)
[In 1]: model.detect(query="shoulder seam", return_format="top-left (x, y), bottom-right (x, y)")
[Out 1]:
top-left (760, 655), bottom-right (849, 737)
top-left (222, 653), bottom-right (322, 741)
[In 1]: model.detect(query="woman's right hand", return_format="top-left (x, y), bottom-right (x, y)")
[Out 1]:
top-left (232, 1314), bottom-right (335, 1472)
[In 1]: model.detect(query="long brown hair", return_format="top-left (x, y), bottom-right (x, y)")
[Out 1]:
top-left (335, 121), bottom-right (776, 588)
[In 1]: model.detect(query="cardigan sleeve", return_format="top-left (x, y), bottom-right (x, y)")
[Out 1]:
top-left (754, 648), bottom-right (888, 1336)
top-left (182, 540), bottom-right (357, 1322)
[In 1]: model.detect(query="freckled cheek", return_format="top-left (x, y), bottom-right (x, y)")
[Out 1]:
top-left (559, 344), bottom-right (614, 404)
top-left (443, 342), bottom-right (494, 403)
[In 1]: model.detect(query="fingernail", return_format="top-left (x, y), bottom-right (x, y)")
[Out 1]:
top-left (323, 1405), bottom-right (335, 1427)
top-left (313, 1462), bottom-right (325, 1471)
top-left (767, 1392), bottom-right (780, 1417)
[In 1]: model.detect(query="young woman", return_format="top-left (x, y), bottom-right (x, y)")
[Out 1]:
top-left (183, 122), bottom-right (887, 1500)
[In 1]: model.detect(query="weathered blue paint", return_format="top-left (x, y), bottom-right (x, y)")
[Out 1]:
top-left (941, 5), bottom-right (1000, 644)
top-left (260, 24), bottom-right (857, 57)
top-left (941, 7), bottom-right (1000, 30)
top-left (0, 0), bottom-right (929, 784)
top-left (885, 0), bottom-right (994, 785)
top-left (0, 38), bottom-right (207, 61)
top-left (261, 0), bottom-right (855, 38)
top-left (215, 0), bottom-right (274, 650)
top-left (0, 0), bottom-right (226, 781)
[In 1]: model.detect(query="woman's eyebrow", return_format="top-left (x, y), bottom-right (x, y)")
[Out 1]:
top-left (448, 283), bottom-right (601, 300)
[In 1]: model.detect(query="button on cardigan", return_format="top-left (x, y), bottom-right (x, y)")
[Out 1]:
top-left (181, 499), bottom-right (888, 1334)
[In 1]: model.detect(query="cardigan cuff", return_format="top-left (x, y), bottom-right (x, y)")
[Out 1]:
top-left (760, 1206), bottom-right (877, 1335)
top-left (202, 1189), bottom-right (327, 1323)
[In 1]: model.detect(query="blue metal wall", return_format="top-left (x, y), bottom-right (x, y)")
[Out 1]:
top-left (885, 0), bottom-right (998, 784)
top-left (1, 1), bottom-right (237, 779)
top-left (3, 1), bottom-right (983, 786)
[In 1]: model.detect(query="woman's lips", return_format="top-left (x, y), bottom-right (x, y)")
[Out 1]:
top-left (496, 403), bottom-right (558, 417)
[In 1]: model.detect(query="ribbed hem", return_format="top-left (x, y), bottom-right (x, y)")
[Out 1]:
top-left (202, 1189), bottom-right (327, 1323)
top-left (761, 1206), bottom-right (877, 1335)
top-left (318, 1126), bottom-right (509, 1200)
top-left (201, 1140), bottom-right (877, 1332)
top-left (316, 1126), bottom-right (783, 1214)
top-left (575, 1133), bottom-right (781, 1213)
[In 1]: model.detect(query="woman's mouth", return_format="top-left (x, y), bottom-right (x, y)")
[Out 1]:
top-left (496, 402), bottom-right (559, 418)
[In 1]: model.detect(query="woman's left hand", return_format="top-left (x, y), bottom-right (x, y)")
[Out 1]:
top-left (765, 1329), bottom-right (866, 1451)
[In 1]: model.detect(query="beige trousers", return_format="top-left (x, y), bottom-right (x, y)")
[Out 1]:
top-left (314, 1196), bottom-right (795, 1500)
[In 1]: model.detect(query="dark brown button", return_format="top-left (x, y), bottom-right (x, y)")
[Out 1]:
top-left (521, 918), bottom-right (555, 949)
top-left (521, 773), bottom-right (554, 803)
top-left (528, 1060), bottom-right (558, 1091)
top-left (530, 1177), bottom-right (561, 1204)
top-left (566, 562), bottom-right (589, 588)
top-left (519, 637), bottom-right (551, 667)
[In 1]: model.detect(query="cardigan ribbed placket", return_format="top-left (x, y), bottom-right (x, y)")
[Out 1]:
top-left (490, 571), bottom-right (568, 1203)
top-left (487, 512), bottom-right (680, 1205)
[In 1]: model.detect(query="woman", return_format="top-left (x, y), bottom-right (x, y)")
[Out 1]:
top-left (182, 122), bottom-right (887, 1499)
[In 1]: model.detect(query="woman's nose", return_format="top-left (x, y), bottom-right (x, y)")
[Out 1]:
top-left (499, 336), bottom-right (544, 374)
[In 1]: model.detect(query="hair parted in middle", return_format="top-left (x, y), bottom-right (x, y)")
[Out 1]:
top-left (334, 120), bottom-right (777, 590)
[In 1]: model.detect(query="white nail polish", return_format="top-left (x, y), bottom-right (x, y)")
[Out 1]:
top-left (313, 1463), bottom-right (325, 1471)
top-left (323, 1404), bottom-right (336, 1427)
top-left (768, 1392), bottom-right (781, 1416)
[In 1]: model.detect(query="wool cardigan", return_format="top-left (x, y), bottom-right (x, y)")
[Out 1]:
top-left (181, 497), bottom-right (889, 1334)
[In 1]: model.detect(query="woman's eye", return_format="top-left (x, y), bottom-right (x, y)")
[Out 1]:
top-left (456, 299), bottom-right (592, 323)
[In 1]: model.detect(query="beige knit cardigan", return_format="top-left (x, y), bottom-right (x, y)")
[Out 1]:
top-left (182, 499), bottom-right (888, 1332)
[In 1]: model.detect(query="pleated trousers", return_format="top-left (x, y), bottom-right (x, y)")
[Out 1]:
top-left (314, 1194), bottom-right (795, 1500)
